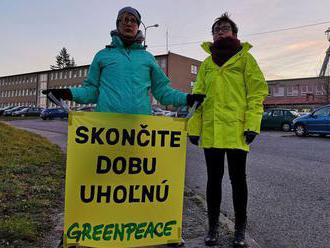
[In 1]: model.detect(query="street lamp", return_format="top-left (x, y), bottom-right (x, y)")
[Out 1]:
top-left (141, 22), bottom-right (159, 47)
top-left (325, 27), bottom-right (330, 42)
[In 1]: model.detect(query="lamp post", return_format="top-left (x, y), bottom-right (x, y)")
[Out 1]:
top-left (141, 22), bottom-right (159, 47)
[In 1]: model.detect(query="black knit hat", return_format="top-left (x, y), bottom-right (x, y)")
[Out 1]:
top-left (116, 6), bottom-right (141, 27)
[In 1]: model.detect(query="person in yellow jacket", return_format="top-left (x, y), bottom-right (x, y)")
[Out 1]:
top-left (188, 13), bottom-right (268, 247)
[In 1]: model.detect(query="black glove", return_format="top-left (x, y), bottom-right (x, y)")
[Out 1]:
top-left (42, 88), bottom-right (72, 104)
top-left (189, 136), bottom-right (200, 146)
top-left (186, 94), bottom-right (206, 107)
top-left (244, 131), bottom-right (257, 145)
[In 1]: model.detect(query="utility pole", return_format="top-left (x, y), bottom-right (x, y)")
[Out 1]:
top-left (166, 29), bottom-right (169, 53)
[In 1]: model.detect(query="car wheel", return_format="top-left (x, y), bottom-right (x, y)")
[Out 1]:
top-left (41, 117), bottom-right (47, 120)
top-left (281, 123), bottom-right (291, 132)
top-left (295, 124), bottom-right (307, 137)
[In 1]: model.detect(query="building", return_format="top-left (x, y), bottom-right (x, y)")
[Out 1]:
top-left (265, 76), bottom-right (330, 110)
top-left (0, 52), bottom-right (201, 109)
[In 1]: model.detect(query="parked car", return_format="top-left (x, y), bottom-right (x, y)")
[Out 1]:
top-left (12, 107), bottom-right (44, 117)
top-left (261, 108), bottom-right (300, 131)
top-left (176, 107), bottom-right (189, 118)
top-left (152, 107), bottom-right (171, 116)
top-left (40, 108), bottom-right (68, 120)
top-left (293, 104), bottom-right (330, 137)
top-left (0, 106), bottom-right (14, 116)
top-left (76, 106), bottom-right (95, 112)
top-left (164, 111), bottom-right (177, 117)
top-left (3, 106), bottom-right (27, 116)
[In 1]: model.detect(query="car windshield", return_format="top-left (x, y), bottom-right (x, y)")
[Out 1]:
top-left (289, 110), bottom-right (299, 116)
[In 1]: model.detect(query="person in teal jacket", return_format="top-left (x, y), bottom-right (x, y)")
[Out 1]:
top-left (43, 6), bottom-right (204, 114)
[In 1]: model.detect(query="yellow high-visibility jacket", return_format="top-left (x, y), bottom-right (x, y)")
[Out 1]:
top-left (188, 41), bottom-right (269, 151)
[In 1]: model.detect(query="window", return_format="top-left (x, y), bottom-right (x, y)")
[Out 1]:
top-left (273, 86), bottom-right (285, 97)
top-left (79, 69), bottom-right (82, 78)
top-left (313, 107), bottom-right (330, 117)
top-left (156, 58), bottom-right (166, 70)
top-left (84, 68), bottom-right (88, 77)
top-left (191, 65), bottom-right (198, 74)
top-left (40, 82), bottom-right (47, 90)
top-left (272, 110), bottom-right (283, 117)
top-left (300, 84), bottom-right (313, 95)
top-left (316, 84), bottom-right (325, 95)
top-left (287, 85), bottom-right (298, 96)
top-left (40, 74), bottom-right (48, 82)
top-left (307, 85), bottom-right (313, 93)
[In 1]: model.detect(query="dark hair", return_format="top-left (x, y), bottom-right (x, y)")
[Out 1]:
top-left (212, 12), bottom-right (238, 34)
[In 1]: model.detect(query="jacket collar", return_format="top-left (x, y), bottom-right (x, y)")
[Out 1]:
top-left (110, 31), bottom-right (145, 50)
top-left (201, 41), bottom-right (252, 67)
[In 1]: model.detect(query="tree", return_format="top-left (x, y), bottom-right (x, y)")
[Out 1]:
top-left (50, 47), bottom-right (76, 69)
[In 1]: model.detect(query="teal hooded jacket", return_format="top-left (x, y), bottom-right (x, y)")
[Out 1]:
top-left (70, 35), bottom-right (187, 114)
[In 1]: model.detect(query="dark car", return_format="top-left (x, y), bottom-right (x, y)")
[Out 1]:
top-left (40, 108), bottom-right (68, 120)
top-left (76, 106), bottom-right (95, 112)
top-left (0, 106), bottom-right (14, 116)
top-left (293, 104), bottom-right (330, 137)
top-left (261, 108), bottom-right (300, 132)
top-left (3, 106), bottom-right (27, 116)
top-left (12, 107), bottom-right (44, 117)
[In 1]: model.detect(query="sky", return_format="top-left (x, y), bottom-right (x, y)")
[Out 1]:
top-left (1, 0), bottom-right (330, 80)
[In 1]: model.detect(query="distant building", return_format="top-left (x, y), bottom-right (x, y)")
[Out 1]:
top-left (265, 76), bottom-right (330, 110)
top-left (0, 52), bottom-right (201, 109)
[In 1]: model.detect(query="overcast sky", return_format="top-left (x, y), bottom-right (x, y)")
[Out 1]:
top-left (1, 0), bottom-right (330, 80)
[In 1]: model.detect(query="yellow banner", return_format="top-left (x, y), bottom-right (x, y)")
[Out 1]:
top-left (64, 112), bottom-right (187, 248)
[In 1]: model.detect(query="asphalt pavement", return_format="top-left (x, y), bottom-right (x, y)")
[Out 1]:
top-left (6, 119), bottom-right (330, 248)
top-left (186, 131), bottom-right (330, 248)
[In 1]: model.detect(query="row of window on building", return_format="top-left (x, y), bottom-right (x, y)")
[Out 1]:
top-left (0, 76), bottom-right (38, 86)
top-left (269, 84), bottom-right (327, 97)
top-left (0, 102), bottom-right (36, 108)
top-left (1, 89), bottom-right (37, 98)
top-left (0, 68), bottom-right (88, 87)
top-left (49, 68), bottom-right (88, 80)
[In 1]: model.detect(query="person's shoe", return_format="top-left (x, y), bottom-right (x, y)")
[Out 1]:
top-left (204, 223), bottom-right (219, 246)
top-left (233, 223), bottom-right (247, 247)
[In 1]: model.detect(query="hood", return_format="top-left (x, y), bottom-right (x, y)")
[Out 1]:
top-left (293, 113), bottom-right (312, 122)
top-left (109, 30), bottom-right (145, 49)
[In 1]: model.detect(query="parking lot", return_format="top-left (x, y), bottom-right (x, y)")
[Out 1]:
top-left (186, 130), bottom-right (330, 248)
top-left (5, 119), bottom-right (330, 248)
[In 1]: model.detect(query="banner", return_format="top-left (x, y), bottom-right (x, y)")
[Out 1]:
top-left (64, 112), bottom-right (187, 247)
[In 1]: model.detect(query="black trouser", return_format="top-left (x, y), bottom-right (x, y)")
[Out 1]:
top-left (204, 148), bottom-right (248, 226)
